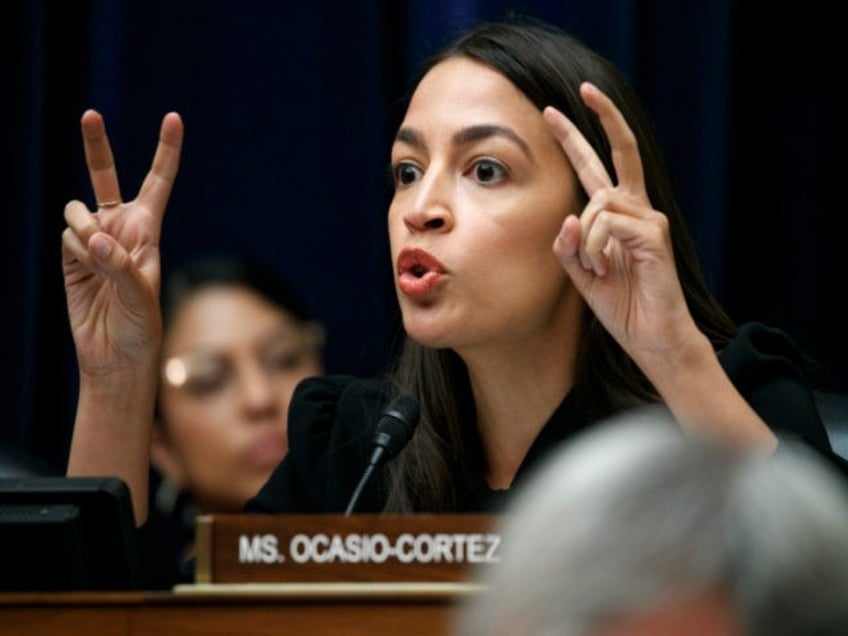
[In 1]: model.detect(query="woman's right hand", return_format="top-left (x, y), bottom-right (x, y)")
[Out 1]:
top-left (62, 110), bottom-right (183, 376)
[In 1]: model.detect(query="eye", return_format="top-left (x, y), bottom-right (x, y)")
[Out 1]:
top-left (181, 368), bottom-right (229, 397)
top-left (393, 162), bottom-right (422, 187)
top-left (470, 159), bottom-right (507, 184)
top-left (163, 356), bottom-right (231, 397)
top-left (265, 347), bottom-right (310, 372)
top-left (263, 329), bottom-right (322, 373)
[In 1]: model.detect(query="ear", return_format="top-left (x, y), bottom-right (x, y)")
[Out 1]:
top-left (150, 422), bottom-right (187, 490)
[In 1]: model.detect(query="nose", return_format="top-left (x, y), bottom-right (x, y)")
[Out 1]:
top-left (402, 167), bottom-right (454, 233)
top-left (236, 362), bottom-right (281, 420)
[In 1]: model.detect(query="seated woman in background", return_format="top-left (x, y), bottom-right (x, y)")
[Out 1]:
top-left (148, 255), bottom-right (324, 569)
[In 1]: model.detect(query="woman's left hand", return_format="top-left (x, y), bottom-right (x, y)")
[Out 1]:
top-left (544, 82), bottom-right (700, 367)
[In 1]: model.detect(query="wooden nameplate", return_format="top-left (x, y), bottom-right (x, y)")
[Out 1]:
top-left (194, 514), bottom-right (501, 584)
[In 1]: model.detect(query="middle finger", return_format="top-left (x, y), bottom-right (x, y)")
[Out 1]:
top-left (579, 82), bottom-right (646, 197)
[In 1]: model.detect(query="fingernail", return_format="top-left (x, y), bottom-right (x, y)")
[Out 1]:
top-left (91, 235), bottom-right (112, 260)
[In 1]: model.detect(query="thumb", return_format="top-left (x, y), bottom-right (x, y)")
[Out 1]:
top-left (88, 232), bottom-right (151, 303)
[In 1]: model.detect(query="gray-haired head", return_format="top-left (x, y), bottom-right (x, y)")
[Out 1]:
top-left (456, 406), bottom-right (848, 635)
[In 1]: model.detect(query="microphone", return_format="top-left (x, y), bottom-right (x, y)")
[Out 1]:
top-left (344, 394), bottom-right (420, 515)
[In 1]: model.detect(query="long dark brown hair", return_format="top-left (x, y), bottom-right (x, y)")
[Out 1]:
top-left (383, 20), bottom-right (737, 512)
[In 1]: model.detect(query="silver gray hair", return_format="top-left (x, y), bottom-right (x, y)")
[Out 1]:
top-left (455, 407), bottom-right (848, 635)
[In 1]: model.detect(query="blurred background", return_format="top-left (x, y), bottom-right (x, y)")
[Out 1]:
top-left (2, 0), bottom-right (845, 472)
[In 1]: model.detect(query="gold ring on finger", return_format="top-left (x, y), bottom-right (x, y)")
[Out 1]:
top-left (97, 199), bottom-right (122, 209)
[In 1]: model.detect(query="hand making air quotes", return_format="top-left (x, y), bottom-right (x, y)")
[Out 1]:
top-left (63, 110), bottom-right (184, 523)
top-left (544, 82), bottom-right (696, 366)
top-left (543, 83), bottom-right (775, 447)
top-left (62, 110), bottom-right (184, 375)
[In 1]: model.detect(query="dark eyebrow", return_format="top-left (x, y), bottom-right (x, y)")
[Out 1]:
top-left (394, 127), bottom-right (424, 149)
top-left (394, 124), bottom-right (532, 159)
top-left (453, 124), bottom-right (532, 159)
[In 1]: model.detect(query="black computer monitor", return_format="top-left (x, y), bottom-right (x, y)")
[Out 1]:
top-left (0, 476), bottom-right (144, 591)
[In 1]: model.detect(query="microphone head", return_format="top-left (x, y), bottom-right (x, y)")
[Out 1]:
top-left (373, 394), bottom-right (420, 461)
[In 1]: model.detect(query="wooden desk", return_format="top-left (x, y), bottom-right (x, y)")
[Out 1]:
top-left (0, 582), bottom-right (482, 635)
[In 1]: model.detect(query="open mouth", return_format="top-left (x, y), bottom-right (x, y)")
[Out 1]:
top-left (397, 248), bottom-right (445, 277)
top-left (397, 248), bottom-right (446, 298)
top-left (410, 263), bottom-right (430, 278)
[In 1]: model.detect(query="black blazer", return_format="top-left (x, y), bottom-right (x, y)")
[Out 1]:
top-left (246, 322), bottom-right (844, 515)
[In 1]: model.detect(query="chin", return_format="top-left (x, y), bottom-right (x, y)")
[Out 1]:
top-left (407, 334), bottom-right (452, 350)
top-left (403, 320), bottom-right (456, 350)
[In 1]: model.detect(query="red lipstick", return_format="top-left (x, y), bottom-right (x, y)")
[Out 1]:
top-left (397, 248), bottom-right (446, 299)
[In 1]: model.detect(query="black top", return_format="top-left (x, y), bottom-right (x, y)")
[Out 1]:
top-left (245, 322), bottom-right (844, 515)
top-left (138, 322), bottom-right (846, 587)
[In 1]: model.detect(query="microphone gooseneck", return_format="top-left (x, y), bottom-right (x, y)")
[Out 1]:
top-left (344, 394), bottom-right (420, 516)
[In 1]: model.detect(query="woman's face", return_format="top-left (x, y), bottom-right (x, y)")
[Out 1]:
top-left (154, 285), bottom-right (323, 512)
top-left (388, 56), bottom-right (582, 354)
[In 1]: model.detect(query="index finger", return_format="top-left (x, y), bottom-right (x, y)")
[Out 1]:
top-left (136, 112), bottom-right (184, 218)
top-left (81, 109), bottom-right (123, 207)
top-left (543, 105), bottom-right (612, 196)
top-left (579, 82), bottom-right (645, 196)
